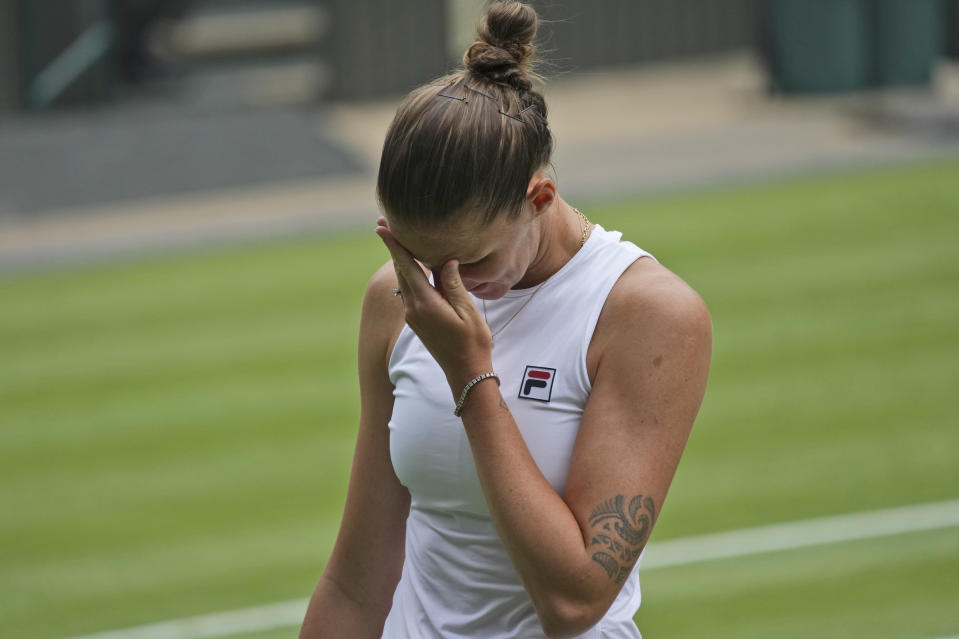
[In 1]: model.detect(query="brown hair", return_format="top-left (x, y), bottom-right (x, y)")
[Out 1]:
top-left (376, 1), bottom-right (553, 229)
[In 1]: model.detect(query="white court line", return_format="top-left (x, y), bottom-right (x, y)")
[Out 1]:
top-left (67, 599), bottom-right (309, 639)
top-left (67, 498), bottom-right (959, 639)
top-left (642, 497), bottom-right (959, 569)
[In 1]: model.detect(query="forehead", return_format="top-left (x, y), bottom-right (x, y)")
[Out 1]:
top-left (388, 215), bottom-right (510, 267)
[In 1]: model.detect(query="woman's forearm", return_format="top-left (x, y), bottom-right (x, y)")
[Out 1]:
top-left (299, 574), bottom-right (392, 639)
top-left (457, 381), bottom-right (611, 637)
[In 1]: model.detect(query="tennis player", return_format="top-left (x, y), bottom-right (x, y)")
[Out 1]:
top-left (300, 2), bottom-right (711, 637)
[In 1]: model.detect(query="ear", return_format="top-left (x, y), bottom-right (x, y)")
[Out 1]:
top-left (525, 172), bottom-right (556, 217)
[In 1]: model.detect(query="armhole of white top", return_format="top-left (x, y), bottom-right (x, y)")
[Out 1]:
top-left (580, 251), bottom-right (657, 391)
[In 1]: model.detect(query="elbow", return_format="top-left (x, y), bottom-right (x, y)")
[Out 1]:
top-left (535, 595), bottom-right (607, 639)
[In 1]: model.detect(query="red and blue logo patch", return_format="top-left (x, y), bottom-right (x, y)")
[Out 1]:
top-left (519, 366), bottom-right (556, 403)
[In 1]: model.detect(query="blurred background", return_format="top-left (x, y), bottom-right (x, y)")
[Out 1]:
top-left (1, 1), bottom-right (958, 638)
top-left (2, 0), bottom-right (958, 263)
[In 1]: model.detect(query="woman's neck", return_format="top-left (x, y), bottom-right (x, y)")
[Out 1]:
top-left (514, 197), bottom-right (587, 289)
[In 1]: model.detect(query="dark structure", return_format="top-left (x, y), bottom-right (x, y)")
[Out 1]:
top-left (3, 0), bottom-right (954, 110)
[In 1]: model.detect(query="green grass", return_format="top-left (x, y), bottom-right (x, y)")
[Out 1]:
top-left (639, 526), bottom-right (959, 638)
top-left (2, 158), bottom-right (958, 638)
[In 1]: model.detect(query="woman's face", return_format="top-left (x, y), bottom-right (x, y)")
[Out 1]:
top-left (386, 210), bottom-right (540, 300)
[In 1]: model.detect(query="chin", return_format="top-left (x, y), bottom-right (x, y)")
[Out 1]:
top-left (468, 282), bottom-right (509, 300)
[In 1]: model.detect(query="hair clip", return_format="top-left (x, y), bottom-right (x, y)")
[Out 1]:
top-left (438, 91), bottom-right (468, 103)
top-left (435, 80), bottom-right (469, 103)
top-left (436, 84), bottom-right (499, 105)
top-left (465, 85), bottom-right (497, 101)
top-left (499, 104), bottom-right (536, 124)
top-left (434, 83), bottom-right (533, 125)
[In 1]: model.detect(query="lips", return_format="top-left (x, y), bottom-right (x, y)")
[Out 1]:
top-left (469, 283), bottom-right (510, 301)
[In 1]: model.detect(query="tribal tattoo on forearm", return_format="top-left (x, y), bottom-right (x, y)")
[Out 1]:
top-left (586, 494), bottom-right (657, 584)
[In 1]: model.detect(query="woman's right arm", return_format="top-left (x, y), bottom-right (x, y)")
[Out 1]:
top-left (299, 262), bottom-right (410, 639)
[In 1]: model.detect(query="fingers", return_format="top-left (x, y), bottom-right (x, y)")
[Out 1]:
top-left (439, 259), bottom-right (471, 314)
top-left (374, 219), bottom-right (470, 320)
top-left (374, 221), bottom-right (406, 261)
top-left (431, 267), bottom-right (449, 303)
top-left (375, 222), bottom-right (429, 301)
top-left (374, 220), bottom-right (491, 373)
top-left (374, 224), bottom-right (409, 295)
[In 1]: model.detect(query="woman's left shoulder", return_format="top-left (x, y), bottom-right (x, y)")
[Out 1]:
top-left (593, 256), bottom-right (712, 358)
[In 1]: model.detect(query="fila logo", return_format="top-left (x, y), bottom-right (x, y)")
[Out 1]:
top-left (519, 366), bottom-right (556, 403)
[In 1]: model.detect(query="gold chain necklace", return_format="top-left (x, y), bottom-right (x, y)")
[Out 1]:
top-left (482, 208), bottom-right (591, 344)
top-left (574, 207), bottom-right (591, 249)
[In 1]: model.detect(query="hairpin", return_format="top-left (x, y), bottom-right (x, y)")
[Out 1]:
top-left (465, 85), bottom-right (497, 101)
top-left (499, 104), bottom-right (536, 123)
top-left (435, 80), bottom-right (469, 103)
top-left (434, 83), bottom-right (534, 125)
top-left (438, 84), bottom-right (499, 104)
top-left (437, 91), bottom-right (468, 103)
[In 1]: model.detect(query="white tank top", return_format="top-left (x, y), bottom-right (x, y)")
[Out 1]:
top-left (384, 225), bottom-right (655, 638)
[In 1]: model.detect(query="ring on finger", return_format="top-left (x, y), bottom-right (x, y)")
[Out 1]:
top-left (392, 288), bottom-right (403, 296)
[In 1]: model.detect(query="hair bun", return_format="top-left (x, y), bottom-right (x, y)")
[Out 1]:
top-left (464, 2), bottom-right (538, 91)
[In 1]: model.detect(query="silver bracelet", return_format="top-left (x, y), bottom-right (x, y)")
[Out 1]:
top-left (453, 372), bottom-right (500, 417)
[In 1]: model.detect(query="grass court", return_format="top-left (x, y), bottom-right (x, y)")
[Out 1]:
top-left (2, 158), bottom-right (958, 638)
